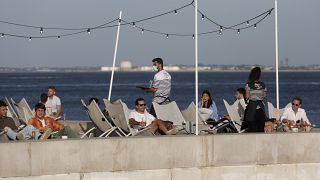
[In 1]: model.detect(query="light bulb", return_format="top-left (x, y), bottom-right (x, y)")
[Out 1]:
top-left (174, 10), bottom-right (177, 15)
top-left (192, 34), bottom-right (194, 39)
top-left (220, 26), bottom-right (223, 32)
top-left (201, 14), bottom-right (204, 20)
top-left (166, 34), bottom-right (169, 39)
top-left (246, 21), bottom-right (249, 26)
top-left (237, 29), bottom-right (240, 34)
top-left (87, 28), bottom-right (91, 34)
top-left (132, 22), bottom-right (136, 27)
top-left (254, 24), bottom-right (257, 28)
top-left (141, 29), bottom-right (144, 34)
top-left (219, 30), bottom-right (222, 35)
top-left (40, 27), bottom-right (43, 34)
top-left (29, 37), bottom-right (32, 41)
top-left (1, 33), bottom-right (4, 37)
top-left (58, 36), bottom-right (61, 40)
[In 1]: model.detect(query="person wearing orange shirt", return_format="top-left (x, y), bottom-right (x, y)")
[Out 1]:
top-left (28, 103), bottom-right (78, 139)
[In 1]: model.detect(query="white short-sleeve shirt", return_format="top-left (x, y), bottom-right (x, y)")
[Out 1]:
top-left (128, 110), bottom-right (155, 127)
top-left (152, 70), bottom-right (171, 103)
top-left (45, 95), bottom-right (61, 115)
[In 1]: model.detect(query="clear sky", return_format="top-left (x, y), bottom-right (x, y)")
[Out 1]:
top-left (0, 0), bottom-right (319, 67)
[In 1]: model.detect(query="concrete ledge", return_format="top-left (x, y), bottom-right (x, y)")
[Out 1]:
top-left (2, 164), bottom-right (320, 180)
top-left (0, 133), bottom-right (319, 178)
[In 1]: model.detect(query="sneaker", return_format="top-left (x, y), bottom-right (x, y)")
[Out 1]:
top-left (39, 128), bottom-right (52, 140)
top-left (166, 126), bottom-right (183, 135)
top-left (16, 132), bottom-right (25, 140)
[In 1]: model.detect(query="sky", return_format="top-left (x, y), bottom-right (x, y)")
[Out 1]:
top-left (0, 0), bottom-right (319, 67)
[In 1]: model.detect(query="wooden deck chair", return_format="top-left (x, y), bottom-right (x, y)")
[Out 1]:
top-left (81, 99), bottom-right (125, 138)
top-left (223, 99), bottom-right (245, 133)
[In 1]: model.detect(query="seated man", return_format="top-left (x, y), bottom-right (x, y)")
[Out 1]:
top-left (0, 100), bottom-right (50, 140)
top-left (28, 103), bottom-right (79, 139)
top-left (281, 97), bottom-right (311, 132)
top-left (129, 98), bottom-right (181, 135)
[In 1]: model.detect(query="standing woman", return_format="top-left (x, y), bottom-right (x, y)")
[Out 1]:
top-left (242, 67), bottom-right (267, 132)
top-left (200, 90), bottom-right (219, 121)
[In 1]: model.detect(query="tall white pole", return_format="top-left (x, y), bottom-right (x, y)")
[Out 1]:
top-left (275, 0), bottom-right (279, 109)
top-left (195, 0), bottom-right (199, 135)
top-left (108, 11), bottom-right (122, 101)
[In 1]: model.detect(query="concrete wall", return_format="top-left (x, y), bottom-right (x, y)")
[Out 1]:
top-left (0, 133), bottom-right (319, 179)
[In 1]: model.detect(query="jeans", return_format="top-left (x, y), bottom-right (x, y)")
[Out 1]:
top-left (5, 125), bottom-right (41, 140)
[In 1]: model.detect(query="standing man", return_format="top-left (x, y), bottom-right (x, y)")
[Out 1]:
top-left (45, 86), bottom-right (61, 119)
top-left (142, 58), bottom-right (171, 117)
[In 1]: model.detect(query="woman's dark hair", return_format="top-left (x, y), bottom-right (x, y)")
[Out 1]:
top-left (236, 88), bottom-right (246, 98)
top-left (40, 93), bottom-right (48, 104)
top-left (201, 90), bottom-right (213, 108)
top-left (247, 67), bottom-right (261, 83)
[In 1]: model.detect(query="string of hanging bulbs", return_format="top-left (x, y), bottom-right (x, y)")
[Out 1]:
top-left (0, 0), bottom-right (273, 40)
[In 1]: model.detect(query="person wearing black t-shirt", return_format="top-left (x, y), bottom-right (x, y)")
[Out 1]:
top-left (242, 67), bottom-right (267, 132)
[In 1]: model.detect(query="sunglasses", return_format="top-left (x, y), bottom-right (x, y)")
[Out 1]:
top-left (138, 104), bottom-right (146, 107)
top-left (292, 103), bottom-right (300, 107)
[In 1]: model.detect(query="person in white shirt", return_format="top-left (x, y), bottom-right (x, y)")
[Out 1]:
top-left (128, 98), bottom-right (180, 135)
top-left (45, 86), bottom-right (61, 119)
top-left (281, 97), bottom-right (311, 131)
top-left (142, 58), bottom-right (171, 117)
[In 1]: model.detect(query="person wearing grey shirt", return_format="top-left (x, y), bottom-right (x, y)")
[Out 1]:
top-left (142, 58), bottom-right (171, 117)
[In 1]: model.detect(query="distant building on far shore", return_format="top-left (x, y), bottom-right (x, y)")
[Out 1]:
top-left (120, 61), bottom-right (132, 71)
top-left (101, 60), bottom-right (132, 72)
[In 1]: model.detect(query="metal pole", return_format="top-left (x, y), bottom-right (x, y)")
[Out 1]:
top-left (275, 0), bottom-right (279, 109)
top-left (195, 0), bottom-right (199, 135)
top-left (108, 11), bottom-right (122, 101)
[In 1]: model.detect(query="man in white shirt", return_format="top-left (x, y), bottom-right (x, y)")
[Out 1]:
top-left (281, 97), bottom-right (311, 131)
top-left (142, 58), bottom-right (171, 117)
top-left (45, 86), bottom-right (61, 119)
top-left (129, 98), bottom-right (180, 135)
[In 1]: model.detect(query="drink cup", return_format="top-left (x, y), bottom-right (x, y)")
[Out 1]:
top-left (31, 131), bottom-right (36, 140)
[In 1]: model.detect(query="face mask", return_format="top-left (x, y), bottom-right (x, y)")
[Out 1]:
top-left (152, 65), bottom-right (158, 72)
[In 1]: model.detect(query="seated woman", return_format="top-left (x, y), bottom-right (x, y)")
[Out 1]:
top-left (199, 90), bottom-right (218, 121)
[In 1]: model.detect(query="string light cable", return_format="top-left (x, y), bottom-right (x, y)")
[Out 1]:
top-left (0, 0), bottom-right (274, 40)
top-left (120, 7), bottom-right (273, 38)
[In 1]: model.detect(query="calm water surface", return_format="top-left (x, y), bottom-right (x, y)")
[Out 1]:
top-left (0, 72), bottom-right (319, 125)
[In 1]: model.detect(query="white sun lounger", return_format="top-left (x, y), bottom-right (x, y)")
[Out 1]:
top-left (181, 102), bottom-right (230, 134)
top-left (267, 102), bottom-right (285, 121)
top-left (104, 99), bottom-right (152, 136)
top-left (10, 98), bottom-right (34, 124)
top-left (152, 101), bottom-right (186, 127)
top-left (223, 99), bottom-right (245, 133)
top-left (81, 99), bottom-right (125, 138)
